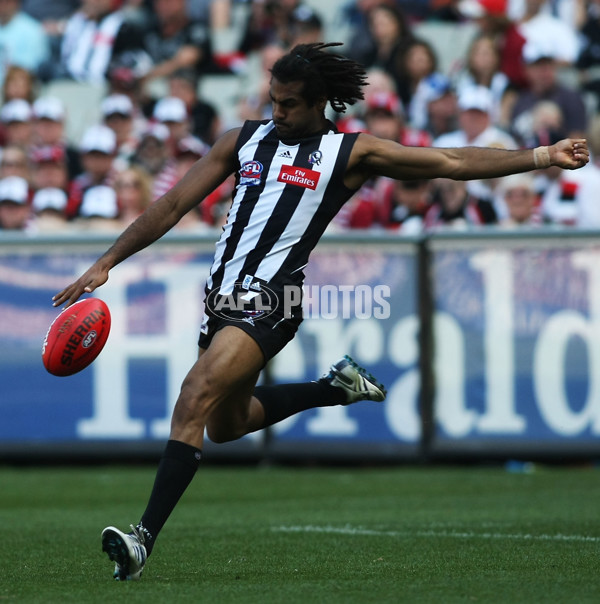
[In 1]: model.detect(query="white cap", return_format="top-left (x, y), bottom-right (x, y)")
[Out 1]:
top-left (0, 176), bottom-right (28, 203)
top-left (457, 85), bottom-right (493, 113)
top-left (32, 97), bottom-right (65, 122)
top-left (80, 186), bottom-right (118, 218)
top-left (458, 0), bottom-right (506, 18)
top-left (153, 97), bottom-right (187, 123)
top-left (143, 122), bottom-right (170, 142)
top-left (176, 135), bottom-right (209, 157)
top-left (498, 173), bottom-right (536, 194)
top-left (0, 99), bottom-right (32, 123)
top-left (79, 124), bottom-right (117, 154)
top-left (522, 40), bottom-right (556, 64)
top-left (101, 94), bottom-right (134, 117)
top-left (32, 187), bottom-right (68, 212)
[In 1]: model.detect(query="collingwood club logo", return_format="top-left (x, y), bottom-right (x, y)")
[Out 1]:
top-left (308, 149), bottom-right (322, 166)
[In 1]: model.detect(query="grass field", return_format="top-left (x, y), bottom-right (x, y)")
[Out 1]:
top-left (1, 463), bottom-right (599, 603)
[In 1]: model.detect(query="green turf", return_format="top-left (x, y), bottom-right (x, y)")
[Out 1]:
top-left (0, 464), bottom-right (599, 603)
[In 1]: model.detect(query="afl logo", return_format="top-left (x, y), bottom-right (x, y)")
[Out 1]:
top-left (206, 281), bottom-right (279, 323)
top-left (82, 331), bottom-right (97, 348)
top-left (239, 160), bottom-right (263, 186)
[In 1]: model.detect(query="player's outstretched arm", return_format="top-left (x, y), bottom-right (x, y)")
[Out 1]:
top-left (347, 134), bottom-right (589, 188)
top-left (53, 128), bottom-right (241, 308)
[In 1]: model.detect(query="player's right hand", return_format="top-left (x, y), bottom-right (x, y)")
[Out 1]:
top-left (52, 264), bottom-right (110, 308)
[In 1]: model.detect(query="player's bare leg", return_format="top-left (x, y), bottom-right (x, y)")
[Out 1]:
top-left (103, 327), bottom-right (263, 580)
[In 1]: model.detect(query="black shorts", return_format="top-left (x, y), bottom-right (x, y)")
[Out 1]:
top-left (198, 283), bottom-right (303, 365)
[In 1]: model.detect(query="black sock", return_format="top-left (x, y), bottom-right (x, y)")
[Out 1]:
top-left (255, 381), bottom-right (348, 429)
top-left (139, 439), bottom-right (202, 555)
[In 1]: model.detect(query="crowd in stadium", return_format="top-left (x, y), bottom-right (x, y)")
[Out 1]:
top-left (0, 0), bottom-right (599, 234)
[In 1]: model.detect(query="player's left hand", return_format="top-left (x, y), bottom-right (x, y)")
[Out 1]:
top-left (551, 139), bottom-right (589, 170)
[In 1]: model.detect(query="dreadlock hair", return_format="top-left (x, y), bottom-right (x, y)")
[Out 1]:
top-left (270, 42), bottom-right (367, 114)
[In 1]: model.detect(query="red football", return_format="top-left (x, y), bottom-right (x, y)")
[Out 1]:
top-left (42, 298), bottom-right (111, 377)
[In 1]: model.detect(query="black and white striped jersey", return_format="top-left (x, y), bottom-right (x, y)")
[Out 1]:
top-left (205, 119), bottom-right (359, 296)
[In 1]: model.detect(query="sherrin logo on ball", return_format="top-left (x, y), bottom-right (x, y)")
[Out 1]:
top-left (42, 298), bottom-right (111, 377)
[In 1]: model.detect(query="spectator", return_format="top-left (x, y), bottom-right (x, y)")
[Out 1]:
top-left (374, 177), bottom-right (431, 233)
top-left (21, 0), bottom-right (79, 65)
top-left (0, 175), bottom-right (31, 230)
top-left (55, 0), bottom-right (143, 84)
top-left (21, 0), bottom-right (78, 27)
top-left (425, 77), bottom-right (459, 138)
top-left (425, 178), bottom-right (488, 230)
top-left (343, 0), bottom-right (408, 68)
top-left (165, 70), bottom-right (220, 145)
top-left (513, 0), bottom-right (580, 65)
top-left (453, 0), bottom-right (531, 92)
top-left (0, 0), bottom-right (50, 86)
top-left (569, 115), bottom-right (600, 228)
top-left (105, 51), bottom-right (152, 139)
top-left (31, 96), bottom-right (82, 179)
top-left (29, 144), bottom-right (70, 193)
top-left (131, 124), bottom-right (178, 200)
top-left (101, 94), bottom-right (140, 170)
top-left (288, 5), bottom-right (323, 46)
top-left (0, 143), bottom-right (29, 181)
top-left (334, 67), bottom-right (396, 134)
top-left (67, 125), bottom-right (117, 218)
top-left (2, 65), bottom-right (36, 103)
top-left (173, 135), bottom-right (207, 181)
top-left (72, 184), bottom-right (121, 231)
top-left (348, 4), bottom-right (413, 95)
top-left (140, 0), bottom-right (213, 83)
top-left (495, 172), bottom-right (541, 227)
top-left (362, 90), bottom-right (432, 146)
top-left (434, 85), bottom-right (517, 212)
top-left (30, 187), bottom-right (69, 232)
top-left (238, 0), bottom-right (303, 54)
top-left (173, 135), bottom-right (214, 230)
top-left (453, 33), bottom-right (511, 126)
top-left (152, 96), bottom-right (209, 159)
top-left (364, 66), bottom-right (398, 96)
top-left (0, 99), bottom-right (33, 148)
top-left (576, 0), bottom-right (600, 108)
top-left (400, 39), bottom-right (449, 131)
top-left (539, 170), bottom-right (584, 226)
top-left (496, 0), bottom-right (580, 91)
top-left (535, 120), bottom-right (600, 227)
top-left (434, 85), bottom-right (517, 147)
top-left (506, 0), bottom-right (586, 27)
top-left (113, 166), bottom-right (153, 227)
top-left (510, 40), bottom-right (588, 145)
top-left (106, 48), bottom-right (153, 100)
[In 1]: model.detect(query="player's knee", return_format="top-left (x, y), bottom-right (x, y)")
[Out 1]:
top-left (206, 417), bottom-right (246, 443)
top-left (205, 423), bottom-right (230, 443)
top-left (206, 403), bottom-right (251, 443)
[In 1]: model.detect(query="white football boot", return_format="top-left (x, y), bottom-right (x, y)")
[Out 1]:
top-left (101, 524), bottom-right (149, 581)
top-left (320, 355), bottom-right (387, 404)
